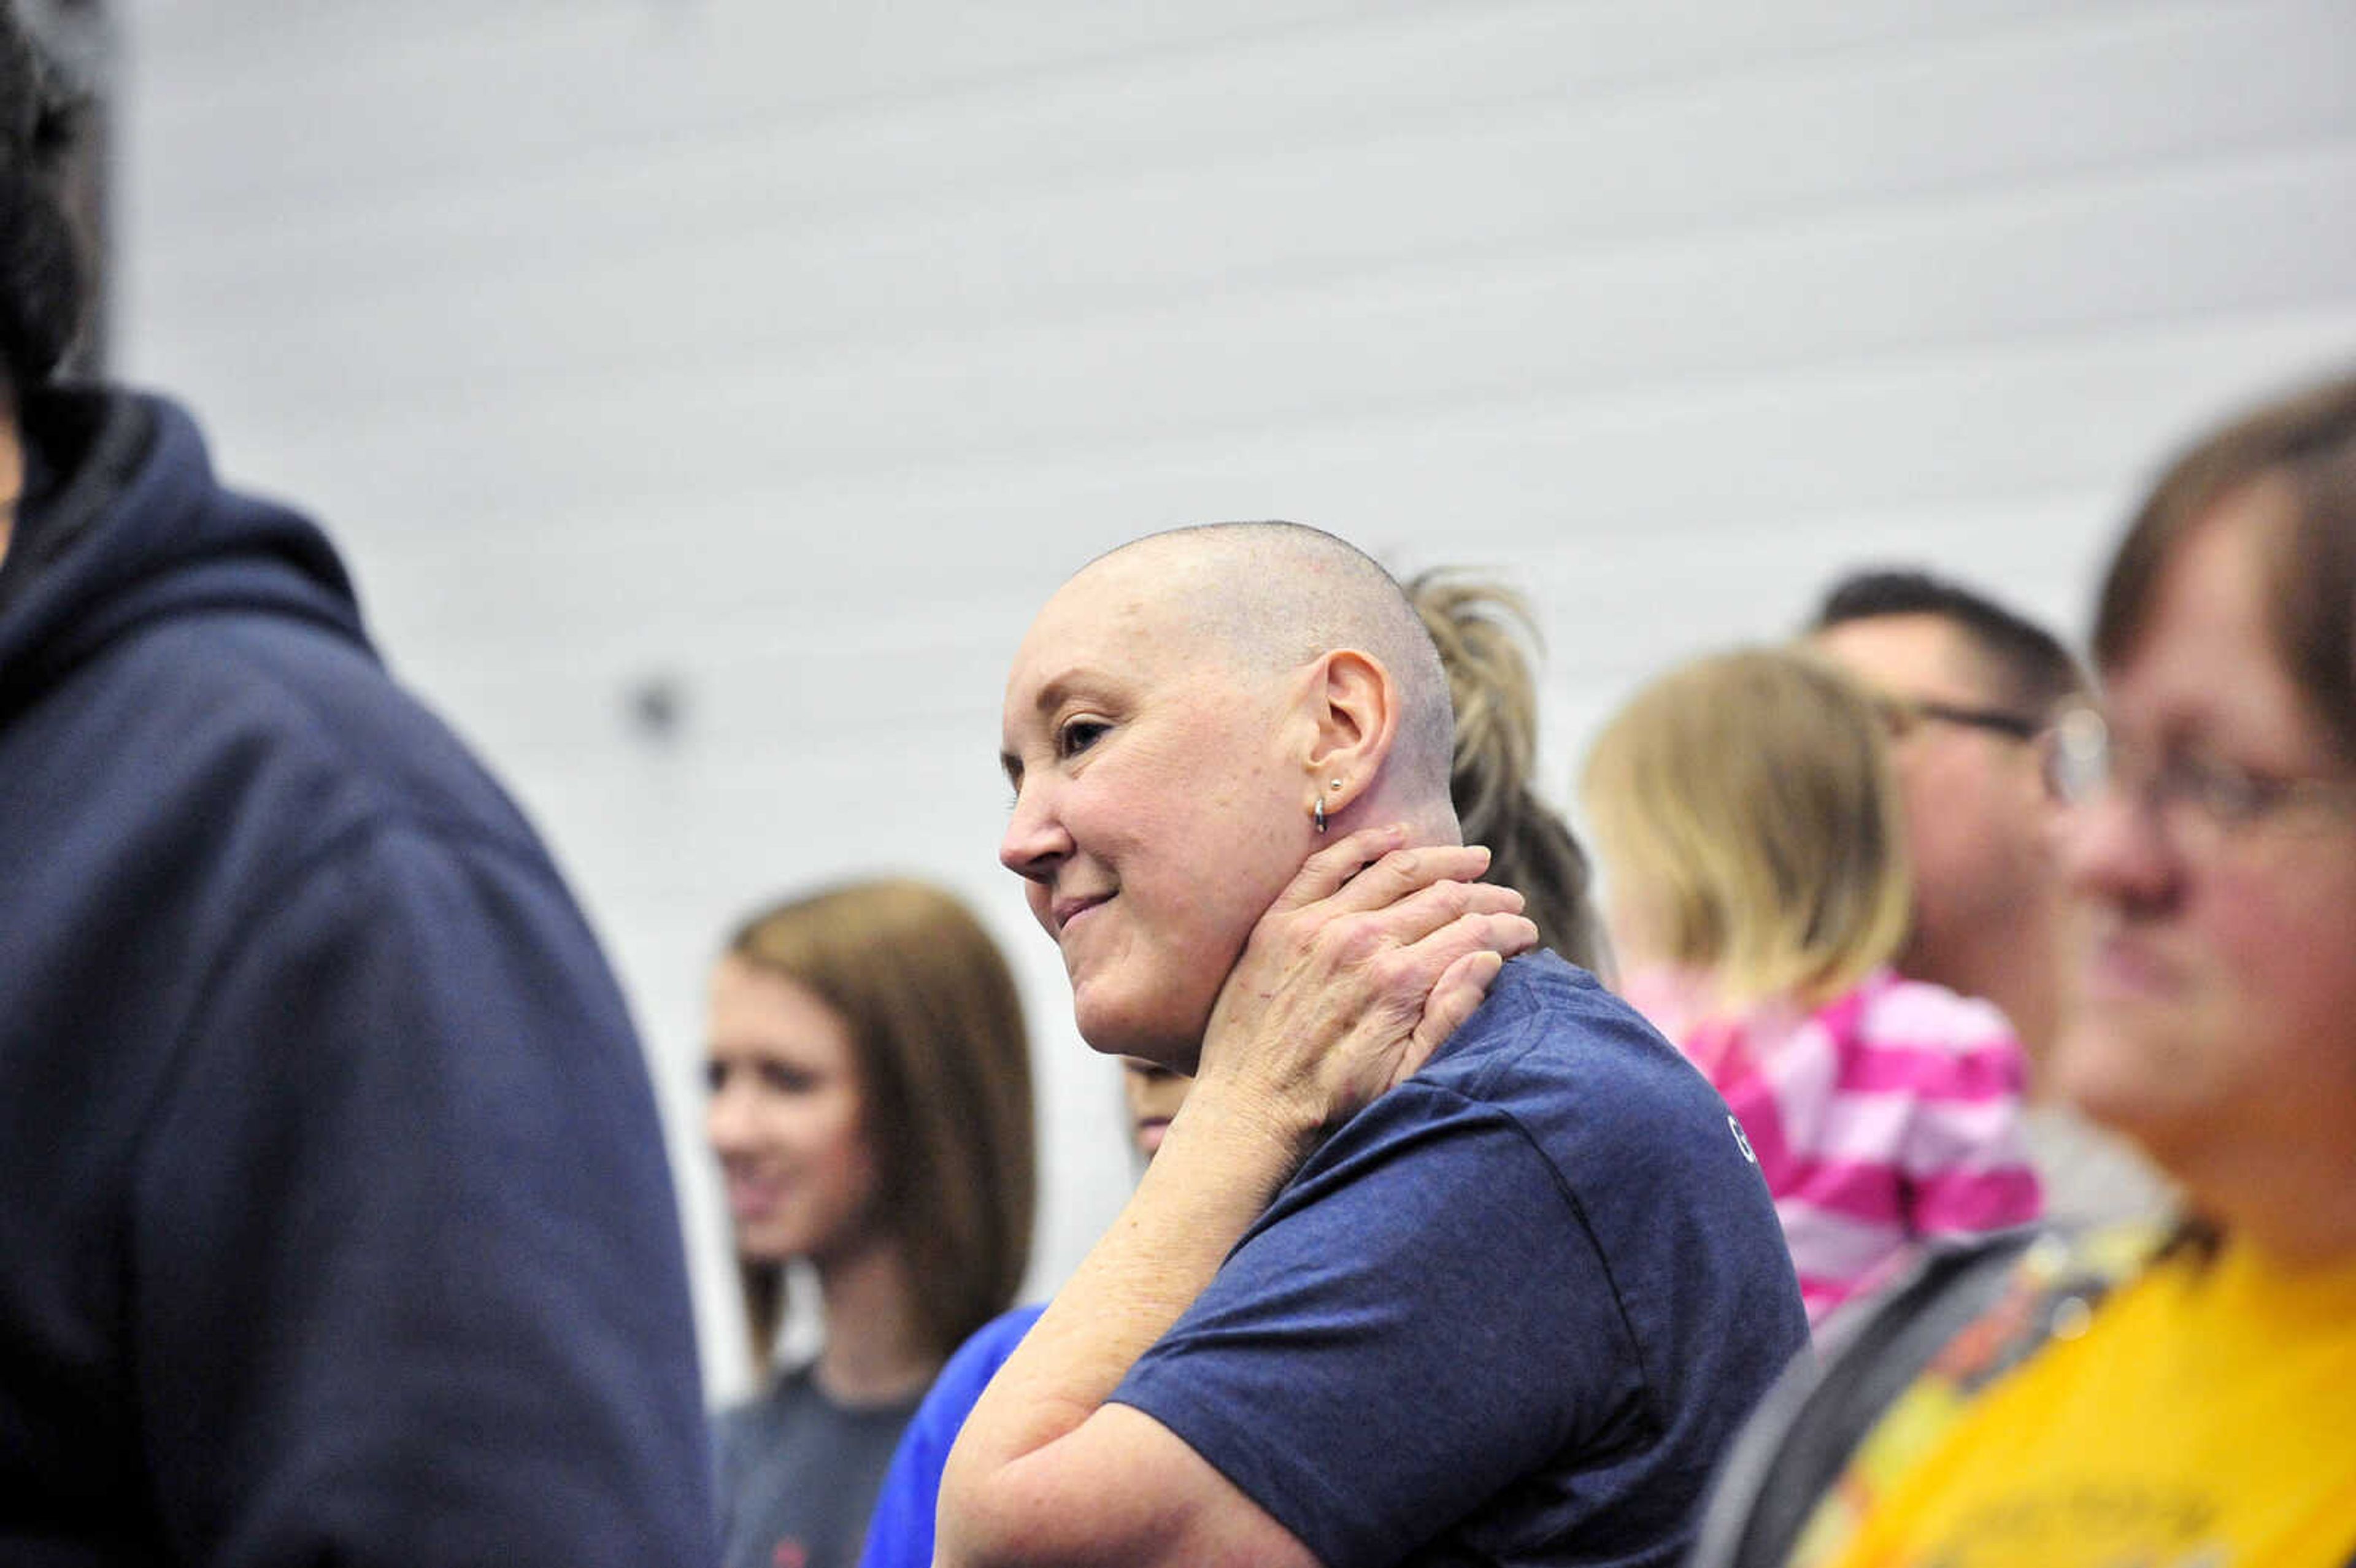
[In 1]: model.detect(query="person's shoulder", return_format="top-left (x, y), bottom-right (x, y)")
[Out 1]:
top-left (931, 1304), bottom-right (1045, 1399)
top-left (1831, 972), bottom-right (2030, 1107)
top-left (13, 410), bottom-right (546, 875)
top-left (1410, 952), bottom-right (1794, 1243)
top-left (1430, 949), bottom-right (1645, 1053)
top-left (88, 602), bottom-right (560, 906)
top-left (215, 616), bottom-right (528, 826)
top-left (963, 1303), bottom-right (1045, 1361)
top-left (1847, 970), bottom-right (2020, 1055)
top-left (1422, 950), bottom-right (1721, 1118)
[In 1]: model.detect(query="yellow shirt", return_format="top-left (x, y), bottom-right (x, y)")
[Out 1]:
top-left (1821, 1236), bottom-right (2356, 1567)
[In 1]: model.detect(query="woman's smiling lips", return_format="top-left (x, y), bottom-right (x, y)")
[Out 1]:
top-left (722, 1168), bottom-right (788, 1223)
top-left (2078, 926), bottom-right (2184, 1005)
top-left (1052, 890), bottom-right (1112, 937)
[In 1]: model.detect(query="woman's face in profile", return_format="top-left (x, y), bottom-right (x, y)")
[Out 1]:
top-left (999, 558), bottom-right (1306, 1067)
top-left (2052, 483), bottom-right (2356, 1194)
top-left (703, 955), bottom-right (881, 1268)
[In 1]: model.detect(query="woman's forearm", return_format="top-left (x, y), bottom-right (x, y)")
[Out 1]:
top-left (933, 1078), bottom-right (1313, 1567)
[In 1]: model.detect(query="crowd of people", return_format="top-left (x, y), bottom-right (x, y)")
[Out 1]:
top-left (4, 2), bottom-right (2353, 1564)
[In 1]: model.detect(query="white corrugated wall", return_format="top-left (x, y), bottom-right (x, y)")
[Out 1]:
top-left (112, 0), bottom-right (2356, 1395)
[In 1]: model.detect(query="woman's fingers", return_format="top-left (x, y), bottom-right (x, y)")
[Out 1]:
top-left (1198, 832), bottom-right (1541, 1136)
top-left (1411, 909), bottom-right (1537, 1021)
top-left (1338, 873), bottom-right (1525, 953)
top-left (1262, 824), bottom-right (1413, 915)
top-left (1403, 949), bottom-right (1506, 1081)
top-left (1281, 875), bottom-right (1523, 1001)
top-left (1322, 842), bottom-right (1498, 918)
top-left (1266, 827), bottom-right (1504, 922)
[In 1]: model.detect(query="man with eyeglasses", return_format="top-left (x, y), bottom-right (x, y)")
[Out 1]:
top-left (1809, 569), bottom-right (2170, 1226)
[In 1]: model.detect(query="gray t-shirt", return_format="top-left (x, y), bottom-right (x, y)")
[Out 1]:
top-left (715, 1367), bottom-right (923, 1568)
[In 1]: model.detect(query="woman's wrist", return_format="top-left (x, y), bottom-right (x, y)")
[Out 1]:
top-left (1157, 1070), bottom-right (1326, 1205)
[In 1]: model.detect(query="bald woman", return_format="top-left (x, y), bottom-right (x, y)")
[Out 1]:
top-left (942, 523), bottom-right (1806, 1568)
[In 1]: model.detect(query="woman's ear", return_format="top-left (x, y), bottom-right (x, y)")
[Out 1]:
top-left (1298, 648), bottom-right (1399, 810)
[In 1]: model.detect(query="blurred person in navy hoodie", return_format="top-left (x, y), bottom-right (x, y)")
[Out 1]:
top-left (0, 9), bottom-right (715, 1565)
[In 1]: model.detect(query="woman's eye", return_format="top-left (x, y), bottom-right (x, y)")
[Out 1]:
top-left (760, 1063), bottom-right (817, 1094)
top-left (703, 1060), bottom-right (728, 1096)
top-left (1057, 718), bottom-right (1109, 758)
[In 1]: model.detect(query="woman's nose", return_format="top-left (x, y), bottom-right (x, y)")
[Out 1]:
top-left (998, 779), bottom-right (1071, 881)
top-left (2058, 783), bottom-right (2178, 912)
top-left (706, 1073), bottom-right (756, 1153)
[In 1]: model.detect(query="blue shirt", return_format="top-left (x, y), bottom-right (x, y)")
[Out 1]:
top-left (1113, 951), bottom-right (1809, 1567)
top-left (858, 1305), bottom-right (1046, 1568)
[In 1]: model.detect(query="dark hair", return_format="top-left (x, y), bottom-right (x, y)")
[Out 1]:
top-left (1813, 568), bottom-right (2087, 721)
top-left (1, 1), bottom-right (85, 394)
top-left (2095, 369), bottom-right (2356, 759)
top-left (724, 878), bottom-right (1036, 1377)
top-left (1407, 569), bottom-right (1609, 975)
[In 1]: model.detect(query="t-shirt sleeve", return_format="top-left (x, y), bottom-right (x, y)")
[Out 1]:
top-left (1109, 1090), bottom-right (1642, 1568)
top-left (126, 826), bottom-right (717, 1568)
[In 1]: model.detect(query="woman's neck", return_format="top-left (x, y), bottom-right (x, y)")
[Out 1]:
top-left (2188, 1141), bottom-right (2356, 1276)
top-left (810, 1233), bottom-right (938, 1408)
top-left (2223, 1191), bottom-right (2356, 1277)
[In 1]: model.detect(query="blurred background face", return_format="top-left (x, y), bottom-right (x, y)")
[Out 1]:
top-left (998, 559), bottom-right (1305, 1069)
top-left (1812, 613), bottom-right (2054, 975)
top-left (2053, 485), bottom-right (2356, 1194)
top-left (1120, 1058), bottom-right (1189, 1161)
top-left (705, 955), bottom-right (882, 1267)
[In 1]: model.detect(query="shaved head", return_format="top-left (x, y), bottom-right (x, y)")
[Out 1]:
top-left (1075, 521), bottom-right (1457, 804)
top-left (1000, 520), bottom-right (1461, 1059)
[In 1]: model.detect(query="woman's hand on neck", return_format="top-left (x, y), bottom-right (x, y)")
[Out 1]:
top-left (1194, 826), bottom-right (1535, 1153)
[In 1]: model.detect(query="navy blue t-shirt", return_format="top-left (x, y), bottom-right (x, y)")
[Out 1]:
top-left (1112, 951), bottom-right (1808, 1567)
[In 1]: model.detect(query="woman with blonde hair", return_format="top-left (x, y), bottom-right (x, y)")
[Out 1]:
top-left (707, 878), bottom-right (1034, 1568)
top-left (1582, 647), bottom-right (2042, 1324)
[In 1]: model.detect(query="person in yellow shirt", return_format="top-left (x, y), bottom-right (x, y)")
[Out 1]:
top-left (1693, 368), bottom-right (2356, 1568)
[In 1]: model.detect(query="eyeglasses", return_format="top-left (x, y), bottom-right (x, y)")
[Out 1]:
top-left (2038, 705), bottom-right (2356, 844)
top-left (1875, 695), bottom-right (2044, 744)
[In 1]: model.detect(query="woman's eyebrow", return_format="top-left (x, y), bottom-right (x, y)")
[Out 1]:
top-left (1027, 671), bottom-right (1094, 718)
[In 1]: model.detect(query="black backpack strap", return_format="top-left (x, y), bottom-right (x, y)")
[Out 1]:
top-left (1686, 1229), bottom-right (2042, 1568)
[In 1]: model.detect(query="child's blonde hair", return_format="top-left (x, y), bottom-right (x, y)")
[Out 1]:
top-left (1580, 646), bottom-right (1911, 1010)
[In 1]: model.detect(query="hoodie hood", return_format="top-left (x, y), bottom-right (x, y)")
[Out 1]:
top-left (0, 387), bottom-right (369, 728)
